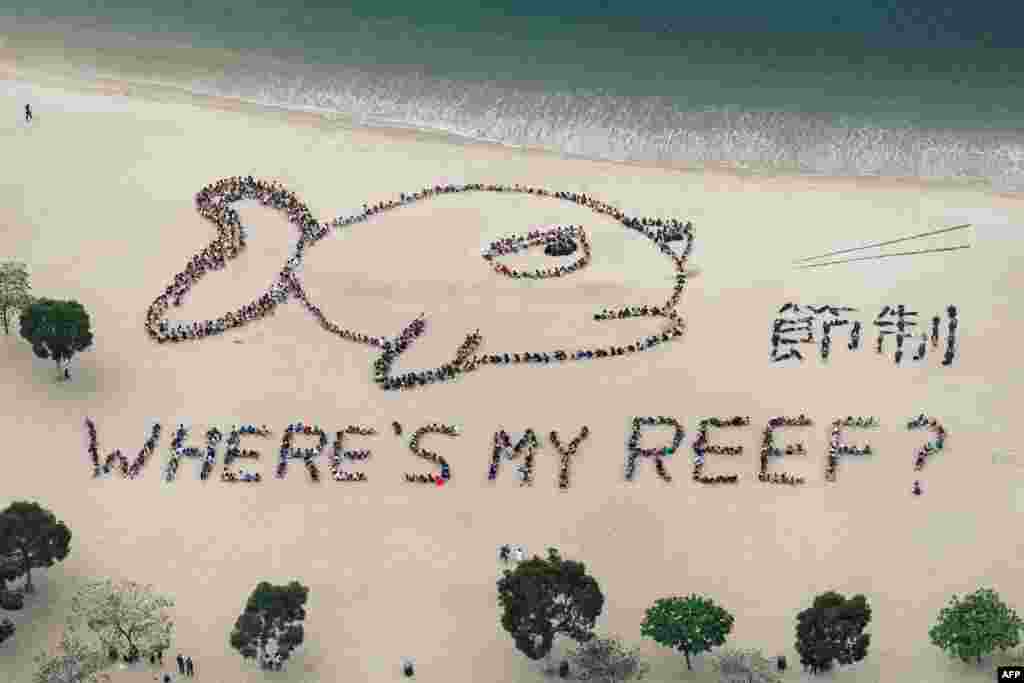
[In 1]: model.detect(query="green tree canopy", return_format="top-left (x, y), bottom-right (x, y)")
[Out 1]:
top-left (69, 579), bottom-right (174, 663)
top-left (0, 587), bottom-right (25, 610)
top-left (18, 298), bottom-right (93, 380)
top-left (32, 626), bottom-right (110, 683)
top-left (929, 588), bottom-right (1022, 665)
top-left (230, 580), bottom-right (309, 671)
top-left (0, 501), bottom-right (72, 594)
top-left (641, 594), bottom-right (734, 671)
top-left (0, 617), bottom-right (14, 647)
top-left (497, 547), bottom-right (605, 661)
top-left (570, 635), bottom-right (649, 682)
top-left (0, 260), bottom-right (33, 335)
top-left (794, 591), bottom-right (871, 675)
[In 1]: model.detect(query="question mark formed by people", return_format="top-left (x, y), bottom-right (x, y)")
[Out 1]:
top-left (908, 414), bottom-right (947, 495)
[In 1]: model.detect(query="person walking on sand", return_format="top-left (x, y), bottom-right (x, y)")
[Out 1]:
top-left (24, 104), bottom-right (32, 123)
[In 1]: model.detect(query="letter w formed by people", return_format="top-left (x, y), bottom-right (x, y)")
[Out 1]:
top-left (85, 418), bottom-right (161, 480)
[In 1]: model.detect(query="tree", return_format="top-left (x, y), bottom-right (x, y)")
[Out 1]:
top-left (0, 617), bottom-right (14, 647)
top-left (230, 580), bottom-right (309, 671)
top-left (0, 588), bottom-right (25, 610)
top-left (570, 635), bottom-right (649, 682)
top-left (32, 627), bottom-right (110, 683)
top-left (0, 261), bottom-right (33, 335)
top-left (18, 298), bottom-right (93, 381)
top-left (641, 594), bottom-right (734, 671)
top-left (929, 588), bottom-right (1022, 665)
top-left (69, 579), bottom-right (174, 662)
top-left (794, 591), bottom-right (871, 675)
top-left (713, 648), bottom-right (782, 683)
top-left (497, 547), bottom-right (605, 661)
top-left (0, 501), bottom-right (72, 594)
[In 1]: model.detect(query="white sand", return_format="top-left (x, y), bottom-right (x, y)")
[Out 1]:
top-left (1, 62), bottom-right (1023, 683)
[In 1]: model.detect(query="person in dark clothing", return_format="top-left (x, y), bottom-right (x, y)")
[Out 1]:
top-left (186, 656), bottom-right (194, 676)
top-left (25, 104), bottom-right (32, 123)
top-left (176, 654), bottom-right (185, 675)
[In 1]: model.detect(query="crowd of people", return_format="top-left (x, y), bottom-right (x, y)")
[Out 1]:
top-left (200, 428), bottom-right (223, 481)
top-left (481, 225), bottom-right (591, 279)
top-left (941, 305), bottom-right (958, 366)
top-left (757, 471), bottom-right (804, 485)
top-left (770, 307), bottom-right (814, 362)
top-left (772, 303), bottom-right (860, 363)
top-left (692, 416), bottom-right (749, 485)
top-left (224, 424), bottom-right (272, 465)
top-left (372, 317), bottom-right (483, 390)
top-left (593, 304), bottom-right (667, 322)
top-left (162, 425), bottom-right (223, 482)
top-left (86, 418), bottom-right (161, 480)
top-left (626, 416), bottom-right (683, 482)
top-left (820, 319), bottom-right (854, 361)
top-left (825, 417), bottom-right (877, 482)
top-left (545, 235), bottom-right (579, 257)
top-left (221, 469), bottom-right (262, 483)
top-left (773, 302), bottom-right (960, 366)
top-left (86, 415), bottom-right (948, 488)
top-left (145, 177), bottom-right (696, 391)
top-left (908, 414), bottom-right (947, 471)
top-left (277, 422), bottom-right (330, 482)
top-left (406, 423), bottom-right (457, 485)
top-left (488, 429), bottom-right (540, 485)
top-left (330, 425), bottom-right (376, 482)
top-left (759, 415), bottom-right (812, 486)
top-left (848, 321), bottom-right (862, 350)
top-left (165, 425), bottom-right (194, 482)
top-left (838, 416), bottom-right (878, 428)
top-left (222, 424), bottom-right (271, 482)
top-left (550, 427), bottom-right (590, 490)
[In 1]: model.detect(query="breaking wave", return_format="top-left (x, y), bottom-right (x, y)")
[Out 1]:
top-left (177, 57), bottom-right (1024, 192)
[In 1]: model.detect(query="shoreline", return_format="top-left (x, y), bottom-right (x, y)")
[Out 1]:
top-left (4, 63), bottom-right (1014, 197)
top-left (2, 26), bottom-right (1022, 197)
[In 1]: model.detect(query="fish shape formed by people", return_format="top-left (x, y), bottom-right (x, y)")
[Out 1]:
top-left (145, 177), bottom-right (696, 390)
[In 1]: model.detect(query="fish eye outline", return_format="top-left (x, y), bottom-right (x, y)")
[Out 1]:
top-left (481, 224), bottom-right (591, 280)
top-left (145, 179), bottom-right (696, 390)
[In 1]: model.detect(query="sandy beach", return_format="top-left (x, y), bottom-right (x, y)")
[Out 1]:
top-left (1, 57), bottom-right (1023, 683)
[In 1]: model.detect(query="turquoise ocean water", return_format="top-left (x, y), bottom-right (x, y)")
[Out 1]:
top-left (3, 2), bottom-right (1023, 189)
